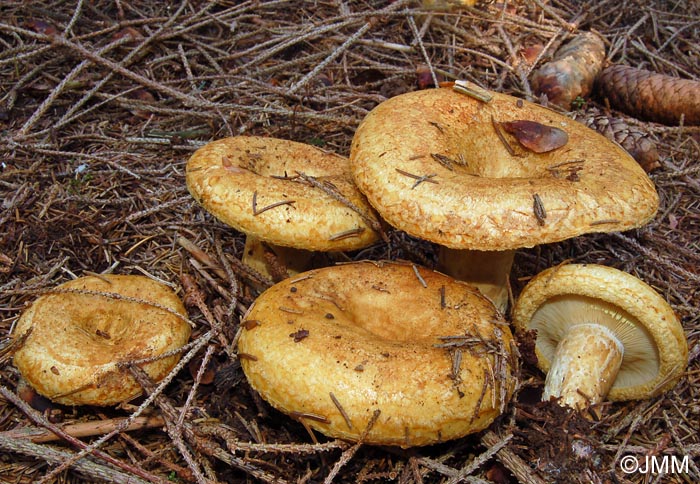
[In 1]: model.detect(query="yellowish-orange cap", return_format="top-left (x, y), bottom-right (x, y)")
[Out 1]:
top-left (187, 136), bottom-right (380, 251)
top-left (238, 262), bottom-right (517, 447)
top-left (350, 86), bottom-right (659, 251)
top-left (13, 274), bottom-right (191, 406)
top-left (512, 264), bottom-right (687, 402)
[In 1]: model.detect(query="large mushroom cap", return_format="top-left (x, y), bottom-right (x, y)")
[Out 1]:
top-left (512, 264), bottom-right (688, 402)
top-left (350, 86), bottom-right (659, 251)
top-left (238, 262), bottom-right (517, 447)
top-left (13, 275), bottom-right (191, 406)
top-left (186, 136), bottom-right (380, 251)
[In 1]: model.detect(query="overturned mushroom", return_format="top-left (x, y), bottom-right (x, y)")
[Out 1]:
top-left (512, 264), bottom-right (688, 410)
top-left (186, 136), bottom-right (380, 283)
top-left (350, 84), bottom-right (658, 311)
top-left (12, 275), bottom-right (191, 406)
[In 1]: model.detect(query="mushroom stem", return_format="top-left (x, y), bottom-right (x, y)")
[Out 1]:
top-left (543, 323), bottom-right (624, 410)
top-left (242, 237), bottom-right (316, 282)
top-left (437, 248), bottom-right (514, 312)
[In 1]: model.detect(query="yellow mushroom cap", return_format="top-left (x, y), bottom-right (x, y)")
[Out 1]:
top-left (13, 275), bottom-right (191, 406)
top-left (512, 264), bottom-right (688, 401)
top-left (238, 262), bottom-right (517, 447)
top-left (186, 136), bottom-right (380, 251)
top-left (350, 86), bottom-right (659, 251)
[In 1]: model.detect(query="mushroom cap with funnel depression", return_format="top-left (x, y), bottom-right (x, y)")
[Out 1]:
top-left (186, 136), bottom-right (380, 252)
top-left (12, 274), bottom-right (191, 406)
top-left (238, 261), bottom-right (517, 447)
top-left (349, 85), bottom-right (659, 251)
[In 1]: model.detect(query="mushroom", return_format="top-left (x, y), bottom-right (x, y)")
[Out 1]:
top-left (349, 84), bottom-right (659, 311)
top-left (12, 274), bottom-right (191, 406)
top-left (186, 136), bottom-right (381, 283)
top-left (238, 261), bottom-right (517, 447)
top-left (512, 264), bottom-right (688, 410)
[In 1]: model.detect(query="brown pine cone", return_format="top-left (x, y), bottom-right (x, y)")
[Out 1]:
top-left (531, 32), bottom-right (606, 109)
top-left (596, 65), bottom-right (700, 125)
top-left (577, 111), bottom-right (660, 173)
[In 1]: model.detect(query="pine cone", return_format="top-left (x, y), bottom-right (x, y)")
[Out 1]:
top-left (596, 65), bottom-right (700, 125)
top-left (576, 111), bottom-right (660, 173)
top-left (531, 32), bottom-right (606, 109)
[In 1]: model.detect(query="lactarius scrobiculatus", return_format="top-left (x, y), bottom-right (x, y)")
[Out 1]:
top-left (513, 264), bottom-right (688, 410)
top-left (12, 275), bottom-right (191, 406)
top-left (186, 136), bottom-right (380, 284)
top-left (238, 261), bottom-right (517, 447)
top-left (349, 84), bottom-right (659, 311)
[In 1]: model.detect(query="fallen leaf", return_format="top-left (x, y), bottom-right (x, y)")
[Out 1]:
top-left (668, 213), bottom-right (678, 230)
top-left (500, 120), bottom-right (569, 153)
top-left (188, 356), bottom-right (216, 385)
top-left (112, 27), bottom-right (143, 43)
top-left (128, 89), bottom-right (156, 103)
top-left (127, 89), bottom-right (157, 119)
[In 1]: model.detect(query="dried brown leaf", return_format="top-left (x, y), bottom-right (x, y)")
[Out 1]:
top-left (500, 120), bottom-right (569, 153)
